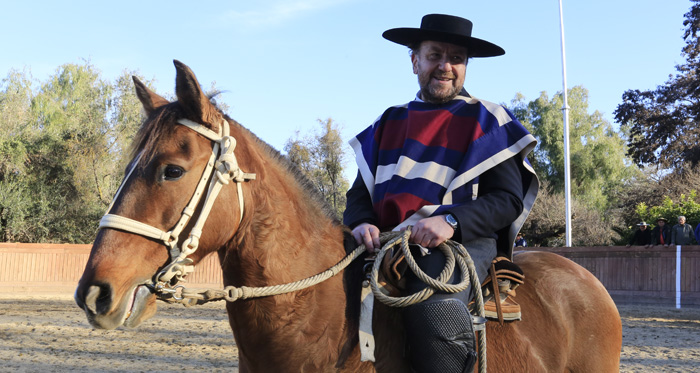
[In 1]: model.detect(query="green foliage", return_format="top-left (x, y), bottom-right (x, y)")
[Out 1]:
top-left (635, 192), bottom-right (700, 228)
top-left (284, 118), bottom-right (349, 220)
top-left (0, 62), bottom-right (153, 243)
top-left (511, 86), bottom-right (640, 246)
top-left (511, 86), bottom-right (639, 212)
top-left (614, 1), bottom-right (700, 170)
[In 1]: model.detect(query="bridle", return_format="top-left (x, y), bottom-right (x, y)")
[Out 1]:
top-left (98, 118), bottom-right (256, 297)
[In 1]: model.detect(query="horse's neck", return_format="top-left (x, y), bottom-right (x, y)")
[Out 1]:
top-left (238, 159), bottom-right (348, 286)
top-left (238, 133), bottom-right (346, 271)
top-left (224, 130), bottom-right (352, 323)
top-left (224, 180), bottom-right (356, 371)
top-left (217, 128), bottom-right (370, 371)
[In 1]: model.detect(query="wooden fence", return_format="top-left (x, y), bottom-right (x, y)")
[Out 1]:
top-left (520, 245), bottom-right (700, 306)
top-left (0, 243), bottom-right (221, 295)
top-left (1, 243), bottom-right (698, 306)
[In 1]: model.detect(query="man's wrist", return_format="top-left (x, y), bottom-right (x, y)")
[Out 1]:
top-left (444, 213), bottom-right (459, 230)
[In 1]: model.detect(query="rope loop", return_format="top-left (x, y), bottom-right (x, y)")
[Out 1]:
top-left (224, 285), bottom-right (255, 302)
top-left (215, 168), bottom-right (232, 185)
top-left (224, 286), bottom-right (240, 302)
top-left (220, 135), bottom-right (236, 152)
top-left (181, 236), bottom-right (199, 256)
top-left (366, 228), bottom-right (474, 308)
top-left (165, 232), bottom-right (179, 250)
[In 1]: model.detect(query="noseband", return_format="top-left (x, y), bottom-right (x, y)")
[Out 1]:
top-left (98, 118), bottom-right (256, 296)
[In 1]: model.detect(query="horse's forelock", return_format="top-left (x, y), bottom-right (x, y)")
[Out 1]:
top-left (129, 92), bottom-right (227, 167)
top-left (128, 103), bottom-right (182, 168)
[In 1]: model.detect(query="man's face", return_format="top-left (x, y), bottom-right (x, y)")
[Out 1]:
top-left (679, 217), bottom-right (686, 224)
top-left (640, 225), bottom-right (647, 231)
top-left (658, 220), bottom-right (665, 227)
top-left (412, 40), bottom-right (468, 104)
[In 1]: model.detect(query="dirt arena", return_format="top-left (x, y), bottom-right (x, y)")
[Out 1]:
top-left (0, 294), bottom-right (698, 372)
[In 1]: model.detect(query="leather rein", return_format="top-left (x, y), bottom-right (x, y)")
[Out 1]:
top-left (98, 118), bottom-right (256, 298)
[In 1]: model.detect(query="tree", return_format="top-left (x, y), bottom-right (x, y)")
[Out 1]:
top-left (284, 118), bottom-right (349, 219)
top-left (615, 1), bottom-right (700, 171)
top-left (509, 86), bottom-right (642, 246)
top-left (0, 62), bottom-right (151, 243)
top-left (519, 180), bottom-right (622, 247)
top-left (0, 69), bottom-right (34, 241)
top-left (510, 86), bottom-right (639, 212)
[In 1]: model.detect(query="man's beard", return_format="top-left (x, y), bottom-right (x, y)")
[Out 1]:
top-left (418, 74), bottom-right (461, 104)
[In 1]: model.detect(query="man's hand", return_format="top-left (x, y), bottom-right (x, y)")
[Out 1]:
top-left (406, 215), bottom-right (455, 248)
top-left (351, 223), bottom-right (381, 253)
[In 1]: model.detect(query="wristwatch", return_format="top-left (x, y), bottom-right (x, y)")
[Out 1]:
top-left (444, 213), bottom-right (459, 230)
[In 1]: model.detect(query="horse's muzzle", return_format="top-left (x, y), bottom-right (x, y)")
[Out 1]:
top-left (75, 282), bottom-right (156, 330)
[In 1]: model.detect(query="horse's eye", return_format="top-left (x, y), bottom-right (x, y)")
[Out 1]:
top-left (163, 165), bottom-right (185, 180)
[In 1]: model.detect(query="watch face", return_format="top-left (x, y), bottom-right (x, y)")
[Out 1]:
top-left (446, 214), bottom-right (458, 228)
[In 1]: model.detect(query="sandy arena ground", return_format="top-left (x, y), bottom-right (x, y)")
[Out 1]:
top-left (0, 294), bottom-right (698, 372)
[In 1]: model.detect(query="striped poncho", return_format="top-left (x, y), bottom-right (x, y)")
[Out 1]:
top-left (349, 94), bottom-right (538, 247)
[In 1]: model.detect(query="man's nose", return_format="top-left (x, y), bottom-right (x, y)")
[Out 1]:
top-left (438, 59), bottom-right (452, 71)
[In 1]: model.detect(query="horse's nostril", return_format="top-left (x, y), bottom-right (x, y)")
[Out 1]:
top-left (84, 284), bottom-right (111, 315)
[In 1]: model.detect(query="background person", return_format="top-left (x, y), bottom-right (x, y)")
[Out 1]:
top-left (649, 217), bottom-right (670, 247)
top-left (670, 215), bottom-right (694, 246)
top-left (627, 222), bottom-right (651, 247)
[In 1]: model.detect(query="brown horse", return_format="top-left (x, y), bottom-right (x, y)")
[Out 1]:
top-left (75, 60), bottom-right (622, 372)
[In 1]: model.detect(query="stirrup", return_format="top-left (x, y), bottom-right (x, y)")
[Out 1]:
top-left (470, 257), bottom-right (525, 324)
top-left (483, 287), bottom-right (521, 322)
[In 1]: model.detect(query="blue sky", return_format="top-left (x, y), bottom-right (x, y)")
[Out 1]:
top-left (1, 0), bottom-right (692, 179)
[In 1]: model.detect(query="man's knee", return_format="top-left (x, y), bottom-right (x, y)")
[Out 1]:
top-left (403, 298), bottom-right (477, 373)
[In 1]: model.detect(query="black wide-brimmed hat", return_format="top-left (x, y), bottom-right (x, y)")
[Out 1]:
top-left (382, 14), bottom-right (505, 58)
top-left (656, 217), bottom-right (668, 223)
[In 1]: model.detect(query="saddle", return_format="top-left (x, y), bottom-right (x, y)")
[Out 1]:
top-left (379, 250), bottom-right (524, 324)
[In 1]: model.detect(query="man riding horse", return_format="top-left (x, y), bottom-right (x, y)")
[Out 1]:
top-left (344, 14), bottom-right (538, 373)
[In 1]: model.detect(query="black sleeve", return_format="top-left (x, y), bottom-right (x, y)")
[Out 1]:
top-left (444, 157), bottom-right (524, 243)
top-left (342, 171), bottom-right (377, 229)
top-left (629, 230), bottom-right (639, 245)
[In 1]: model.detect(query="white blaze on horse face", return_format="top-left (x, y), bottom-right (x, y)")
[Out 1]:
top-left (106, 151), bottom-right (145, 214)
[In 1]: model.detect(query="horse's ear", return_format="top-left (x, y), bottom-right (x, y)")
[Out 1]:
top-left (174, 60), bottom-right (218, 127)
top-left (132, 76), bottom-right (169, 116)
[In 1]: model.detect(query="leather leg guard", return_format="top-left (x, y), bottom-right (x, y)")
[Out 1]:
top-left (403, 298), bottom-right (477, 373)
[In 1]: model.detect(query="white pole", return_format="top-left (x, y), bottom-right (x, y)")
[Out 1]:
top-left (558, 0), bottom-right (572, 247)
top-left (676, 245), bottom-right (682, 309)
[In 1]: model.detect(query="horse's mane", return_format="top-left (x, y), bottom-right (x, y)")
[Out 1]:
top-left (229, 116), bottom-right (343, 226)
top-left (128, 98), bottom-right (342, 225)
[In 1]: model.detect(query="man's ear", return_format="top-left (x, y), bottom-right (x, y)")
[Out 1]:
top-left (411, 53), bottom-right (419, 74)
